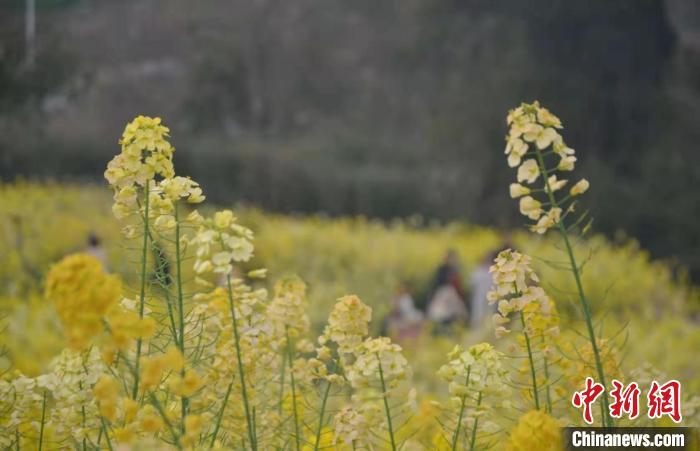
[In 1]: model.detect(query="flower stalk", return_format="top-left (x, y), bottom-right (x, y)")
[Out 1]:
top-left (225, 274), bottom-right (257, 451)
top-left (534, 145), bottom-right (611, 426)
top-left (285, 327), bottom-right (301, 451)
top-left (519, 312), bottom-right (540, 410)
top-left (313, 375), bottom-right (333, 451)
top-left (505, 102), bottom-right (610, 426)
top-left (173, 204), bottom-right (188, 433)
top-left (376, 353), bottom-right (397, 451)
top-left (451, 367), bottom-right (471, 451)
top-left (468, 391), bottom-right (482, 451)
top-left (132, 183), bottom-right (150, 399)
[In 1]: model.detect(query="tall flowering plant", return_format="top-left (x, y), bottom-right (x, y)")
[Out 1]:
top-left (504, 101), bottom-right (611, 426)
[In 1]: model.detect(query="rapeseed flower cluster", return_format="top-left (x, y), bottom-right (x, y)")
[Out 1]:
top-left (487, 249), bottom-right (553, 338)
top-left (332, 406), bottom-right (369, 447)
top-left (437, 343), bottom-right (508, 397)
top-left (435, 343), bottom-right (509, 449)
top-left (44, 253), bottom-right (122, 349)
top-left (506, 101), bottom-right (589, 234)
top-left (505, 410), bottom-right (562, 451)
top-left (319, 294), bottom-right (372, 352)
top-left (105, 116), bottom-right (174, 190)
top-left (486, 248), bottom-right (563, 414)
top-left (316, 295), bottom-right (413, 449)
top-left (266, 276), bottom-right (310, 340)
top-left (105, 116), bottom-right (204, 230)
top-left (191, 210), bottom-right (254, 277)
top-left (345, 337), bottom-right (410, 389)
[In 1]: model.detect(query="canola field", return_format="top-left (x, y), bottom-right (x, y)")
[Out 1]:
top-left (1, 103), bottom-right (699, 450)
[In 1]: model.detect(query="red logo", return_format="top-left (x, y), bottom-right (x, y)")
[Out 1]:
top-left (572, 378), bottom-right (682, 424)
top-left (609, 379), bottom-right (641, 419)
top-left (572, 377), bottom-right (605, 424)
top-left (648, 380), bottom-right (682, 423)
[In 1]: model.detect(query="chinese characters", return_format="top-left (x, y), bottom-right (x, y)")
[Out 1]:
top-left (572, 378), bottom-right (682, 424)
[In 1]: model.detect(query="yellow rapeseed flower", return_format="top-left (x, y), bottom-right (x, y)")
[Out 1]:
top-left (320, 295), bottom-right (372, 352)
top-left (45, 253), bottom-right (122, 349)
top-left (570, 178), bottom-right (590, 196)
top-left (517, 159), bottom-right (540, 184)
top-left (505, 410), bottom-right (562, 451)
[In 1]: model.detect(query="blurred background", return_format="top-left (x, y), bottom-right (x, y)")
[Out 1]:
top-left (1, 0), bottom-right (699, 280)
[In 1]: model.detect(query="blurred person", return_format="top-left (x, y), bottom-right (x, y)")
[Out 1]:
top-left (468, 249), bottom-right (499, 329)
top-left (426, 250), bottom-right (468, 329)
top-left (382, 280), bottom-right (423, 341)
top-left (85, 232), bottom-right (108, 268)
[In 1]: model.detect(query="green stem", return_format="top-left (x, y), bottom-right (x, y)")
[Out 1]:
top-left (132, 183), bottom-right (150, 399)
top-left (99, 416), bottom-right (114, 451)
top-left (542, 342), bottom-right (553, 414)
top-left (210, 382), bottom-right (233, 448)
top-left (534, 148), bottom-right (611, 426)
top-left (163, 289), bottom-right (179, 350)
top-left (468, 392), bottom-right (482, 451)
top-left (520, 312), bottom-right (540, 410)
top-left (149, 393), bottom-right (182, 449)
top-left (278, 349), bottom-right (286, 416)
top-left (286, 327), bottom-right (301, 451)
top-left (38, 390), bottom-right (47, 451)
top-left (376, 353), bottom-right (397, 451)
top-left (451, 367), bottom-right (471, 451)
top-left (559, 226), bottom-right (611, 425)
top-left (225, 274), bottom-right (257, 451)
top-left (313, 371), bottom-right (333, 451)
top-left (81, 405), bottom-right (87, 450)
top-left (79, 376), bottom-right (87, 451)
top-left (174, 205), bottom-right (188, 433)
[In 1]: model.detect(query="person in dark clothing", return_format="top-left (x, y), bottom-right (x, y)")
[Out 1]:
top-left (430, 250), bottom-right (466, 300)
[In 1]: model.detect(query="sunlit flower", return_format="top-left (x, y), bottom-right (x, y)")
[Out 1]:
top-left (437, 343), bottom-right (508, 395)
top-left (320, 295), bottom-right (372, 352)
top-left (346, 337), bottom-right (410, 389)
top-left (517, 159), bottom-right (540, 184)
top-left (537, 107), bottom-right (562, 128)
top-left (547, 174), bottom-right (567, 192)
top-left (106, 116), bottom-right (174, 186)
top-left (191, 209), bottom-right (255, 276)
top-left (505, 410), bottom-right (562, 451)
top-left (505, 137), bottom-right (529, 167)
top-left (570, 178), bottom-right (590, 196)
top-left (509, 183), bottom-right (531, 198)
top-left (45, 254), bottom-right (122, 349)
top-left (519, 196), bottom-right (542, 220)
top-left (558, 155), bottom-right (577, 171)
top-left (333, 406), bottom-right (369, 446)
top-left (94, 375), bottom-right (119, 421)
top-left (488, 249), bottom-right (539, 298)
top-left (267, 277), bottom-right (310, 340)
top-left (530, 207), bottom-right (562, 234)
top-left (159, 176), bottom-right (205, 204)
